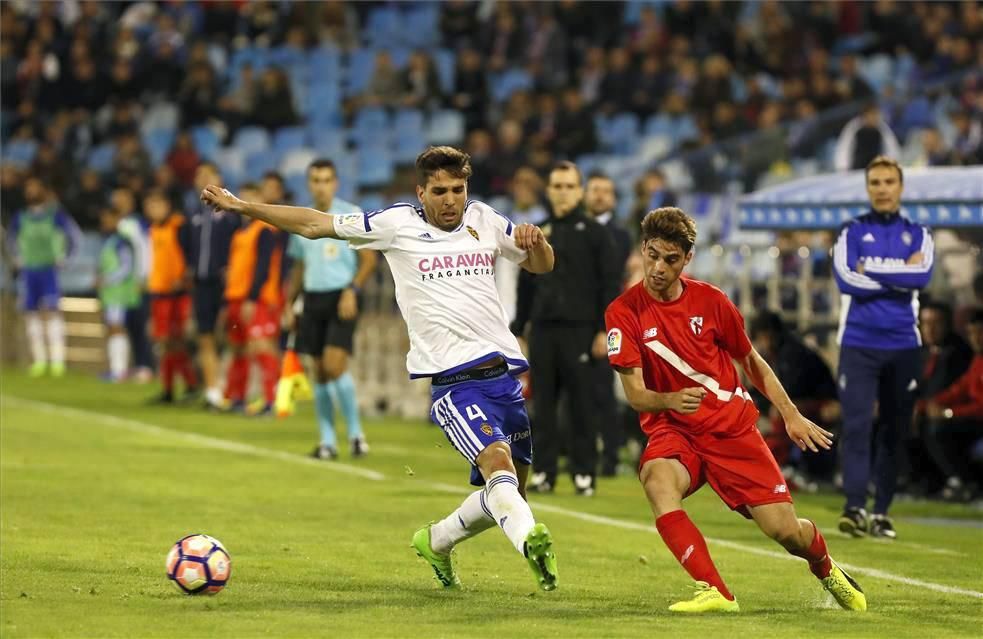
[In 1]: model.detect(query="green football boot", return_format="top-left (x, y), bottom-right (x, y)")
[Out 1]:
top-left (411, 524), bottom-right (461, 588)
top-left (523, 523), bottom-right (558, 591)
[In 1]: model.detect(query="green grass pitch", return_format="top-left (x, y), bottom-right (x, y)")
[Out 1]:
top-left (2, 370), bottom-right (981, 637)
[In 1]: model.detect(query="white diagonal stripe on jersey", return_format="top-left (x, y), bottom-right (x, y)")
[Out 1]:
top-left (644, 339), bottom-right (750, 403)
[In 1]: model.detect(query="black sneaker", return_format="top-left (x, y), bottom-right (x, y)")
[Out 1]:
top-left (528, 472), bottom-right (554, 494)
top-left (311, 444), bottom-right (338, 460)
top-left (351, 436), bottom-right (370, 458)
top-left (869, 514), bottom-right (897, 539)
top-left (146, 392), bottom-right (175, 405)
top-left (838, 507), bottom-right (868, 537)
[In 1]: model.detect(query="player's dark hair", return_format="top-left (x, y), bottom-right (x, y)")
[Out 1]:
top-left (920, 300), bottom-right (953, 324)
top-left (640, 207), bottom-right (697, 254)
top-left (549, 160), bottom-right (582, 185)
top-left (415, 146), bottom-right (472, 186)
top-left (865, 155), bottom-right (903, 183)
top-left (308, 158), bottom-right (336, 174)
top-left (749, 310), bottom-right (785, 339)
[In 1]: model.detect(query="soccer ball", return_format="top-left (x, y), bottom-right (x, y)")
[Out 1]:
top-left (165, 534), bottom-right (232, 595)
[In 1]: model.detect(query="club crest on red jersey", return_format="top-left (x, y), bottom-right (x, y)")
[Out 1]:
top-left (689, 316), bottom-right (703, 335)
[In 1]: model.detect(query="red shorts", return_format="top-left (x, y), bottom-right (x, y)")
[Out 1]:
top-left (151, 295), bottom-right (191, 340)
top-left (639, 426), bottom-right (791, 518)
top-left (225, 300), bottom-right (280, 345)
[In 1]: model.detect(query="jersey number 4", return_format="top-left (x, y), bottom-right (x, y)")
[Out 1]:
top-left (465, 404), bottom-right (488, 422)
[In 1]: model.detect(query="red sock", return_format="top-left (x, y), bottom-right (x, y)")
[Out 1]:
top-left (655, 510), bottom-right (734, 600)
top-left (161, 352), bottom-right (177, 393)
top-left (225, 355), bottom-right (250, 401)
top-left (255, 352), bottom-right (278, 404)
top-left (788, 520), bottom-right (832, 579)
top-left (177, 351), bottom-right (198, 389)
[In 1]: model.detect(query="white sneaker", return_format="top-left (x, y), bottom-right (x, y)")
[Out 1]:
top-left (528, 472), bottom-right (554, 493)
top-left (574, 474), bottom-right (595, 497)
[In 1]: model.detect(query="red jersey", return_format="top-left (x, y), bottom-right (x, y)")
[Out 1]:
top-left (605, 277), bottom-right (759, 438)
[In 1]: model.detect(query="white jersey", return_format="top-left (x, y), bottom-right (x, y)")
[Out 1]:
top-left (333, 200), bottom-right (529, 378)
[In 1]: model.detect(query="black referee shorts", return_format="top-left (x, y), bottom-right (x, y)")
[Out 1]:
top-left (296, 290), bottom-right (356, 356)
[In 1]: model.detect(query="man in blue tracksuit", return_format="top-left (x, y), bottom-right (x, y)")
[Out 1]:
top-left (832, 156), bottom-right (933, 540)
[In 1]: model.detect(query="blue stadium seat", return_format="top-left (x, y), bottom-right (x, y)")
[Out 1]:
top-left (304, 84), bottom-right (342, 121)
top-left (402, 6), bottom-right (440, 48)
top-left (393, 129), bottom-right (427, 165)
top-left (356, 146), bottom-right (395, 188)
top-left (351, 107), bottom-right (391, 146)
top-left (87, 143), bottom-right (116, 174)
top-left (898, 96), bottom-right (934, 136)
top-left (285, 173), bottom-right (308, 203)
top-left (310, 129), bottom-right (347, 161)
top-left (425, 110), bottom-right (465, 145)
top-left (859, 54), bottom-right (894, 94)
top-left (143, 128), bottom-right (175, 165)
top-left (308, 45), bottom-right (341, 77)
top-left (279, 148), bottom-right (318, 176)
top-left (190, 125), bottom-right (220, 162)
top-left (346, 49), bottom-right (376, 97)
top-left (490, 69), bottom-right (533, 103)
top-left (233, 126), bottom-right (271, 156)
top-left (365, 7), bottom-right (401, 48)
top-left (244, 150), bottom-right (278, 182)
top-left (432, 48), bottom-right (456, 94)
top-left (268, 45), bottom-right (306, 72)
top-left (2, 139), bottom-right (38, 167)
top-left (360, 192), bottom-right (386, 213)
top-left (214, 147), bottom-right (245, 186)
top-left (139, 103), bottom-right (179, 138)
top-left (273, 126), bottom-right (308, 159)
top-left (393, 108), bottom-right (425, 133)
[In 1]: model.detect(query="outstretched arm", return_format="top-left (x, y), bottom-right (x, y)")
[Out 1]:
top-left (200, 185), bottom-right (337, 239)
top-left (738, 347), bottom-right (834, 452)
top-left (614, 366), bottom-right (707, 415)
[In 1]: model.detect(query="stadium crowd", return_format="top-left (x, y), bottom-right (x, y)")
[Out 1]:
top-left (2, 1), bottom-right (981, 504)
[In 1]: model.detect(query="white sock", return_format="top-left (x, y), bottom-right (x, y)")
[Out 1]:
top-left (205, 387), bottom-right (224, 406)
top-left (108, 334), bottom-right (129, 378)
top-left (45, 314), bottom-right (66, 366)
top-left (483, 470), bottom-right (536, 555)
top-left (26, 314), bottom-right (46, 365)
top-left (430, 489), bottom-right (496, 554)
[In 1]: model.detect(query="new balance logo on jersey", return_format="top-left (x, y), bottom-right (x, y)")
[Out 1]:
top-left (643, 327), bottom-right (658, 339)
top-left (862, 232), bottom-right (876, 243)
top-left (689, 316), bottom-right (703, 335)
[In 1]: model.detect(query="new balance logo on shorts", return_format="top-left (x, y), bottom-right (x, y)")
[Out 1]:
top-left (773, 484), bottom-right (788, 494)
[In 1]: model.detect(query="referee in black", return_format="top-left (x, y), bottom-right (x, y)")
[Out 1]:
top-left (511, 161), bottom-right (621, 496)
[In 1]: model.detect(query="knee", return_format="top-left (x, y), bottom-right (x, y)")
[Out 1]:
top-left (477, 442), bottom-right (515, 476)
top-left (763, 519), bottom-right (803, 549)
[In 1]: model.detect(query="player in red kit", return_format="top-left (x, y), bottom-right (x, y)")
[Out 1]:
top-left (605, 207), bottom-right (867, 613)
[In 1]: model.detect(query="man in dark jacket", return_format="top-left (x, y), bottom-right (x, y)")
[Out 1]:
top-left (584, 173), bottom-right (632, 476)
top-left (511, 162), bottom-right (621, 496)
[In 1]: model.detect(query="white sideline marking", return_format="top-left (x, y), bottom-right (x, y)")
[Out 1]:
top-left (2, 397), bottom-right (385, 481)
top-left (427, 481), bottom-right (983, 600)
top-left (5, 397), bottom-right (979, 599)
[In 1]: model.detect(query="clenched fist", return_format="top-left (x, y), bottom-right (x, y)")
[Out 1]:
top-left (514, 223), bottom-right (546, 251)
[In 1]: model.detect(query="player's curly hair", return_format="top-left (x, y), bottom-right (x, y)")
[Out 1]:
top-left (416, 146), bottom-right (473, 186)
top-left (640, 207), bottom-right (697, 254)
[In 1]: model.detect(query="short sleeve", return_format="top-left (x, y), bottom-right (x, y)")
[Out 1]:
top-left (714, 292), bottom-right (753, 359)
top-left (287, 234), bottom-right (304, 260)
top-left (605, 300), bottom-right (642, 369)
top-left (333, 208), bottom-right (400, 251)
top-left (475, 202), bottom-right (527, 264)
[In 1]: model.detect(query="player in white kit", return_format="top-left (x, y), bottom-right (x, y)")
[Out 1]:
top-left (200, 146), bottom-right (559, 591)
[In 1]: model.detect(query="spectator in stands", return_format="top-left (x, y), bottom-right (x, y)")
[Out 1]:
top-left (556, 86), bottom-right (597, 158)
top-left (833, 104), bottom-right (902, 172)
top-left (834, 54), bottom-right (875, 102)
top-left (308, 1), bottom-right (358, 51)
top-left (463, 129), bottom-right (494, 198)
top-left (630, 168), bottom-right (677, 236)
top-left (153, 164), bottom-right (185, 212)
top-left (64, 168), bottom-right (104, 231)
top-left (400, 51), bottom-right (443, 111)
top-left (508, 167), bottom-right (549, 226)
top-left (490, 119), bottom-right (526, 196)
top-left (577, 46), bottom-right (607, 107)
top-left (482, 4), bottom-right (524, 73)
top-left (103, 99), bottom-right (141, 142)
top-left (166, 131), bottom-right (201, 189)
top-left (251, 67), bottom-right (298, 131)
top-left (217, 63), bottom-right (257, 137)
top-left (113, 133), bottom-right (153, 183)
top-left (238, 0), bottom-right (285, 48)
top-left (742, 101), bottom-right (786, 191)
top-left (362, 51), bottom-right (402, 109)
top-left (107, 58), bottom-right (141, 103)
top-left (598, 47), bottom-right (634, 114)
top-left (631, 56), bottom-right (670, 118)
top-left (525, 6), bottom-right (569, 90)
top-left (451, 48), bottom-right (489, 130)
top-left (916, 128), bottom-right (957, 167)
top-left (30, 142), bottom-right (71, 199)
top-left (178, 62), bottom-right (219, 128)
top-left (440, 0), bottom-right (480, 50)
top-left (924, 309), bottom-right (983, 501)
top-left (749, 311), bottom-right (840, 486)
top-left (526, 93), bottom-right (560, 153)
top-left (950, 110), bottom-right (983, 165)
